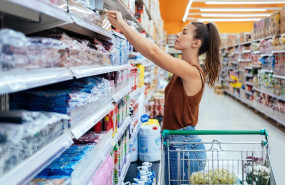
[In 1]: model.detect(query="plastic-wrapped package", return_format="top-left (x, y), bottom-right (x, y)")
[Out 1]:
top-left (28, 175), bottom-right (70, 185)
top-left (68, 0), bottom-right (105, 27)
top-left (0, 29), bottom-right (29, 71)
top-left (39, 0), bottom-right (68, 10)
top-left (27, 37), bottom-right (68, 68)
top-left (0, 111), bottom-right (69, 177)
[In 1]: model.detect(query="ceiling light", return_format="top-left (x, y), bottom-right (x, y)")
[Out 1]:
top-left (200, 8), bottom-right (267, 12)
top-left (196, 18), bottom-right (262, 22)
top-left (201, 13), bottom-right (271, 17)
top-left (183, 0), bottom-right (194, 22)
top-left (206, 1), bottom-right (285, 5)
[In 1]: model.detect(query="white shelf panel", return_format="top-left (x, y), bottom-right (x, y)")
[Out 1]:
top-left (113, 86), bottom-right (132, 102)
top-left (252, 51), bottom-right (261, 54)
top-left (75, 116), bottom-right (132, 185)
top-left (130, 121), bottom-right (141, 145)
top-left (129, 86), bottom-right (145, 99)
top-left (238, 59), bottom-right (252, 62)
top-left (113, 116), bottom-right (132, 144)
top-left (71, 102), bottom-right (115, 139)
top-left (272, 50), bottom-right (285, 54)
top-left (104, 0), bottom-right (145, 33)
top-left (245, 82), bottom-right (253, 86)
top-left (273, 75), bottom-right (285, 80)
top-left (70, 64), bottom-right (131, 79)
top-left (253, 87), bottom-right (285, 102)
top-left (64, 14), bottom-right (112, 39)
top-left (260, 54), bottom-right (273, 57)
top-left (243, 50), bottom-right (251, 53)
top-left (260, 69), bottom-right (273, 73)
top-left (3, 0), bottom-right (70, 22)
top-left (0, 134), bottom-right (73, 185)
top-left (245, 74), bottom-right (253, 78)
top-left (112, 30), bottom-right (126, 39)
top-left (74, 131), bottom-right (113, 185)
top-left (118, 154), bottom-right (132, 185)
top-left (0, 68), bottom-right (73, 95)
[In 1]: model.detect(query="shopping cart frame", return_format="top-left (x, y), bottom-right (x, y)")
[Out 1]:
top-left (161, 129), bottom-right (276, 185)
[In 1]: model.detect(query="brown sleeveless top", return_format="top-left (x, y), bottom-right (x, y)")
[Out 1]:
top-left (162, 64), bottom-right (205, 130)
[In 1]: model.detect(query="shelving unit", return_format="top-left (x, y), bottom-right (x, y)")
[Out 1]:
top-left (0, 134), bottom-right (73, 185)
top-left (118, 154), bottom-right (132, 185)
top-left (0, 68), bottom-right (73, 95)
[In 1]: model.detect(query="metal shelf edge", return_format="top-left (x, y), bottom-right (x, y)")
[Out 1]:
top-left (71, 103), bottom-right (115, 139)
top-left (0, 134), bottom-right (73, 185)
top-left (112, 86), bottom-right (132, 102)
top-left (0, 68), bottom-right (73, 95)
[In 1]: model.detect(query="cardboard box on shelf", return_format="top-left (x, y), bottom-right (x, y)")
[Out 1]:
top-left (240, 32), bottom-right (251, 43)
top-left (280, 6), bottom-right (285, 34)
top-left (270, 11), bottom-right (280, 36)
top-left (264, 16), bottom-right (271, 37)
top-left (227, 34), bottom-right (238, 46)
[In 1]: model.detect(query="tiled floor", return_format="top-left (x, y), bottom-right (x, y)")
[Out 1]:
top-left (197, 85), bottom-right (285, 185)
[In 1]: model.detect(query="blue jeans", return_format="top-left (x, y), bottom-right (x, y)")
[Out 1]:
top-left (164, 126), bottom-right (207, 185)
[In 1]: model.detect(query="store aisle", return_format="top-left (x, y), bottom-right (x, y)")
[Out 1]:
top-left (197, 85), bottom-right (285, 185)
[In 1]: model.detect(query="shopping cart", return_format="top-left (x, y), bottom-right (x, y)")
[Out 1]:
top-left (161, 130), bottom-right (276, 185)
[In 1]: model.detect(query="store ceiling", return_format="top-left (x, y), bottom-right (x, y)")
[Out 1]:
top-left (159, 0), bottom-right (285, 34)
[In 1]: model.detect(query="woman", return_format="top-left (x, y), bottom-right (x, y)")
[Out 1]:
top-left (107, 10), bottom-right (221, 184)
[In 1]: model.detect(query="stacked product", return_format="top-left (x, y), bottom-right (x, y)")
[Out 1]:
top-left (146, 91), bottom-right (164, 119)
top-left (0, 111), bottom-right (69, 177)
top-left (0, 29), bottom-right (118, 72)
top-left (10, 77), bottom-right (111, 125)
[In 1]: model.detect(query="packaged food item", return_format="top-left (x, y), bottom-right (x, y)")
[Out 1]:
top-left (190, 169), bottom-right (238, 184)
top-left (28, 175), bottom-right (70, 185)
top-left (0, 111), bottom-right (69, 177)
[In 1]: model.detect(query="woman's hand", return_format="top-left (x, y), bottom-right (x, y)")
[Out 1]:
top-left (106, 10), bottom-right (125, 30)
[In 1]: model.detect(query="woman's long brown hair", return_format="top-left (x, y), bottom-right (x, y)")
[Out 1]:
top-left (191, 22), bottom-right (221, 86)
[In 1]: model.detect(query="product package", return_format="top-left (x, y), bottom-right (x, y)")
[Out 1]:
top-left (0, 111), bottom-right (69, 177)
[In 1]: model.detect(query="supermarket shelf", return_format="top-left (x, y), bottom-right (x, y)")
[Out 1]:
top-left (243, 50), bottom-right (251, 53)
top-left (118, 154), bottom-right (132, 185)
top-left (253, 87), bottom-right (285, 102)
top-left (0, 68), bottom-right (73, 95)
top-left (0, 134), bottom-right (73, 185)
top-left (129, 52), bottom-right (141, 58)
top-left (76, 116), bottom-right (132, 185)
top-left (272, 50), bottom-right (285, 54)
top-left (245, 91), bottom-right (253, 96)
top-left (245, 74), bottom-right (253, 78)
top-left (70, 64), bottom-right (131, 79)
top-left (112, 86), bottom-right (132, 102)
top-left (252, 51), bottom-right (261, 54)
top-left (130, 121), bottom-right (141, 145)
top-left (260, 69), bottom-right (273, 73)
top-left (0, 0), bottom-right (72, 34)
top-left (231, 61), bottom-right (239, 65)
top-left (62, 14), bottom-right (112, 39)
top-left (74, 131), bottom-right (113, 185)
top-left (273, 75), bottom-right (285, 80)
top-left (112, 30), bottom-right (126, 39)
top-left (129, 86), bottom-right (146, 99)
top-left (225, 90), bottom-right (285, 126)
top-left (145, 90), bottom-right (155, 104)
top-left (245, 82), bottom-right (253, 86)
top-left (113, 116), bottom-right (132, 144)
top-left (104, 0), bottom-right (145, 33)
top-left (71, 102), bottom-right (115, 139)
top-left (260, 54), bottom-right (273, 57)
top-left (238, 59), bottom-right (252, 62)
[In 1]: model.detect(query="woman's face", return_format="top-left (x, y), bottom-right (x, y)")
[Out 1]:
top-left (174, 23), bottom-right (196, 51)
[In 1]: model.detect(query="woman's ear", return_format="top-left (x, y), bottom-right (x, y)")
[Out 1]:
top-left (192, 40), bottom-right (201, 48)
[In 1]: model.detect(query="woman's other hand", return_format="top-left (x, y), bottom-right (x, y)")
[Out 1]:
top-left (106, 10), bottom-right (125, 30)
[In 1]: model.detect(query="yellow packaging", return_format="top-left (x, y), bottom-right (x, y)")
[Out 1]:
top-left (270, 11), bottom-right (280, 36)
top-left (136, 64), bottom-right (145, 88)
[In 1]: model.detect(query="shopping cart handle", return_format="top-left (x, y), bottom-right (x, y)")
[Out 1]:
top-left (162, 129), bottom-right (269, 137)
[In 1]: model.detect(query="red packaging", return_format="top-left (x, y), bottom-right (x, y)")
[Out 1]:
top-left (93, 120), bottom-right (102, 133)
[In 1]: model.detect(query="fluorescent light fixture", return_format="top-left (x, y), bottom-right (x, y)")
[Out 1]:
top-left (206, 1), bottom-right (285, 5)
top-left (183, 0), bottom-right (194, 22)
top-left (197, 18), bottom-right (261, 22)
top-left (200, 8), bottom-right (267, 12)
top-left (201, 13), bottom-right (271, 17)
